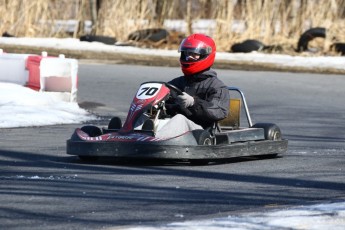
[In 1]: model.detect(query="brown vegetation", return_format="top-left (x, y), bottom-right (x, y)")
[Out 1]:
top-left (0, 0), bottom-right (344, 54)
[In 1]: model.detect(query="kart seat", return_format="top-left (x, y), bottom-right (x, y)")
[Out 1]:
top-left (197, 99), bottom-right (241, 143)
top-left (217, 98), bottom-right (241, 131)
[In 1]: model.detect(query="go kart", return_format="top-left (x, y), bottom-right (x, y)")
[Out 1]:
top-left (67, 81), bottom-right (288, 163)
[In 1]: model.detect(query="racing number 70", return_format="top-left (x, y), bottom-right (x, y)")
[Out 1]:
top-left (138, 87), bottom-right (158, 96)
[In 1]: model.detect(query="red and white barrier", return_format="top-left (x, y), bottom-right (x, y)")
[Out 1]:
top-left (0, 50), bottom-right (78, 103)
top-left (0, 49), bottom-right (30, 85)
top-left (26, 52), bottom-right (78, 102)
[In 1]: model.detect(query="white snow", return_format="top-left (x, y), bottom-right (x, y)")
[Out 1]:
top-left (0, 175), bottom-right (78, 180)
top-left (121, 202), bottom-right (345, 230)
top-left (123, 201), bottom-right (345, 230)
top-left (0, 37), bottom-right (344, 229)
top-left (0, 82), bottom-right (96, 128)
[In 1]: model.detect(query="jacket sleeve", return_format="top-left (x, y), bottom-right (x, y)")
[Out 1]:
top-left (189, 83), bottom-right (230, 122)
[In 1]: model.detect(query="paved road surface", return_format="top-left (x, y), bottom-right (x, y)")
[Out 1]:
top-left (0, 64), bottom-right (344, 229)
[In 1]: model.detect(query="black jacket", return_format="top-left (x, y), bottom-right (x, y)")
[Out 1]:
top-left (167, 69), bottom-right (230, 128)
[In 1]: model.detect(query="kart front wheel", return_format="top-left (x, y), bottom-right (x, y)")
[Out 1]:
top-left (81, 125), bottom-right (102, 137)
top-left (108, 117), bottom-right (122, 129)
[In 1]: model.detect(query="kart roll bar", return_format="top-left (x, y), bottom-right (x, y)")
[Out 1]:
top-left (227, 87), bottom-right (253, 127)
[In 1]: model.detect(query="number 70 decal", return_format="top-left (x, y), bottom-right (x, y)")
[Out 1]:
top-left (138, 87), bottom-right (158, 96)
top-left (136, 83), bottom-right (162, 99)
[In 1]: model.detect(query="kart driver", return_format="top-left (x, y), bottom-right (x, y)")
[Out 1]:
top-left (152, 33), bottom-right (230, 139)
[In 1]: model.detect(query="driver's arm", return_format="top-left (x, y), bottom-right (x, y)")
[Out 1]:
top-left (189, 85), bottom-right (229, 122)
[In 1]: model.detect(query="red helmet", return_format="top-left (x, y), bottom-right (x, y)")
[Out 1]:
top-left (178, 33), bottom-right (216, 75)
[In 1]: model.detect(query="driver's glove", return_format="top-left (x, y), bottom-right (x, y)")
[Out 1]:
top-left (177, 92), bottom-right (194, 108)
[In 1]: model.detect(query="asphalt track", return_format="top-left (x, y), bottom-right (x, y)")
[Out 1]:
top-left (0, 64), bottom-right (344, 230)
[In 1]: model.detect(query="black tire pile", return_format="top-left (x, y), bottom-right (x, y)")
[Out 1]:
top-left (230, 27), bottom-right (345, 56)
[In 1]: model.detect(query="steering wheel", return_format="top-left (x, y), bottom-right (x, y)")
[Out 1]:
top-left (164, 82), bottom-right (193, 116)
top-left (165, 82), bottom-right (183, 96)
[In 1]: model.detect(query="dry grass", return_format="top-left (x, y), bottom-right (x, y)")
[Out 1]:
top-left (0, 0), bottom-right (344, 54)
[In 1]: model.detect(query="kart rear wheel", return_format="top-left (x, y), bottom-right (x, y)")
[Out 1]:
top-left (81, 125), bottom-right (102, 137)
top-left (252, 123), bottom-right (282, 158)
top-left (193, 130), bottom-right (213, 145)
top-left (252, 123), bottom-right (282, 140)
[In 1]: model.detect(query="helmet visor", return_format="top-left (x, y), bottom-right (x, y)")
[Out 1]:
top-left (178, 38), bottom-right (212, 55)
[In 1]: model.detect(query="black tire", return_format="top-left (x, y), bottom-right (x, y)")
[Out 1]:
top-left (252, 123), bottom-right (282, 140)
top-left (142, 119), bottom-right (154, 131)
top-left (127, 28), bottom-right (169, 42)
top-left (79, 35), bottom-right (117, 45)
top-left (252, 123), bottom-right (282, 159)
top-left (80, 125), bottom-right (102, 137)
top-left (296, 27), bottom-right (326, 52)
top-left (330, 42), bottom-right (345, 55)
top-left (231, 39), bottom-right (265, 53)
top-left (192, 130), bottom-right (213, 145)
top-left (108, 117), bottom-right (122, 129)
top-left (2, 32), bottom-right (15, 37)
